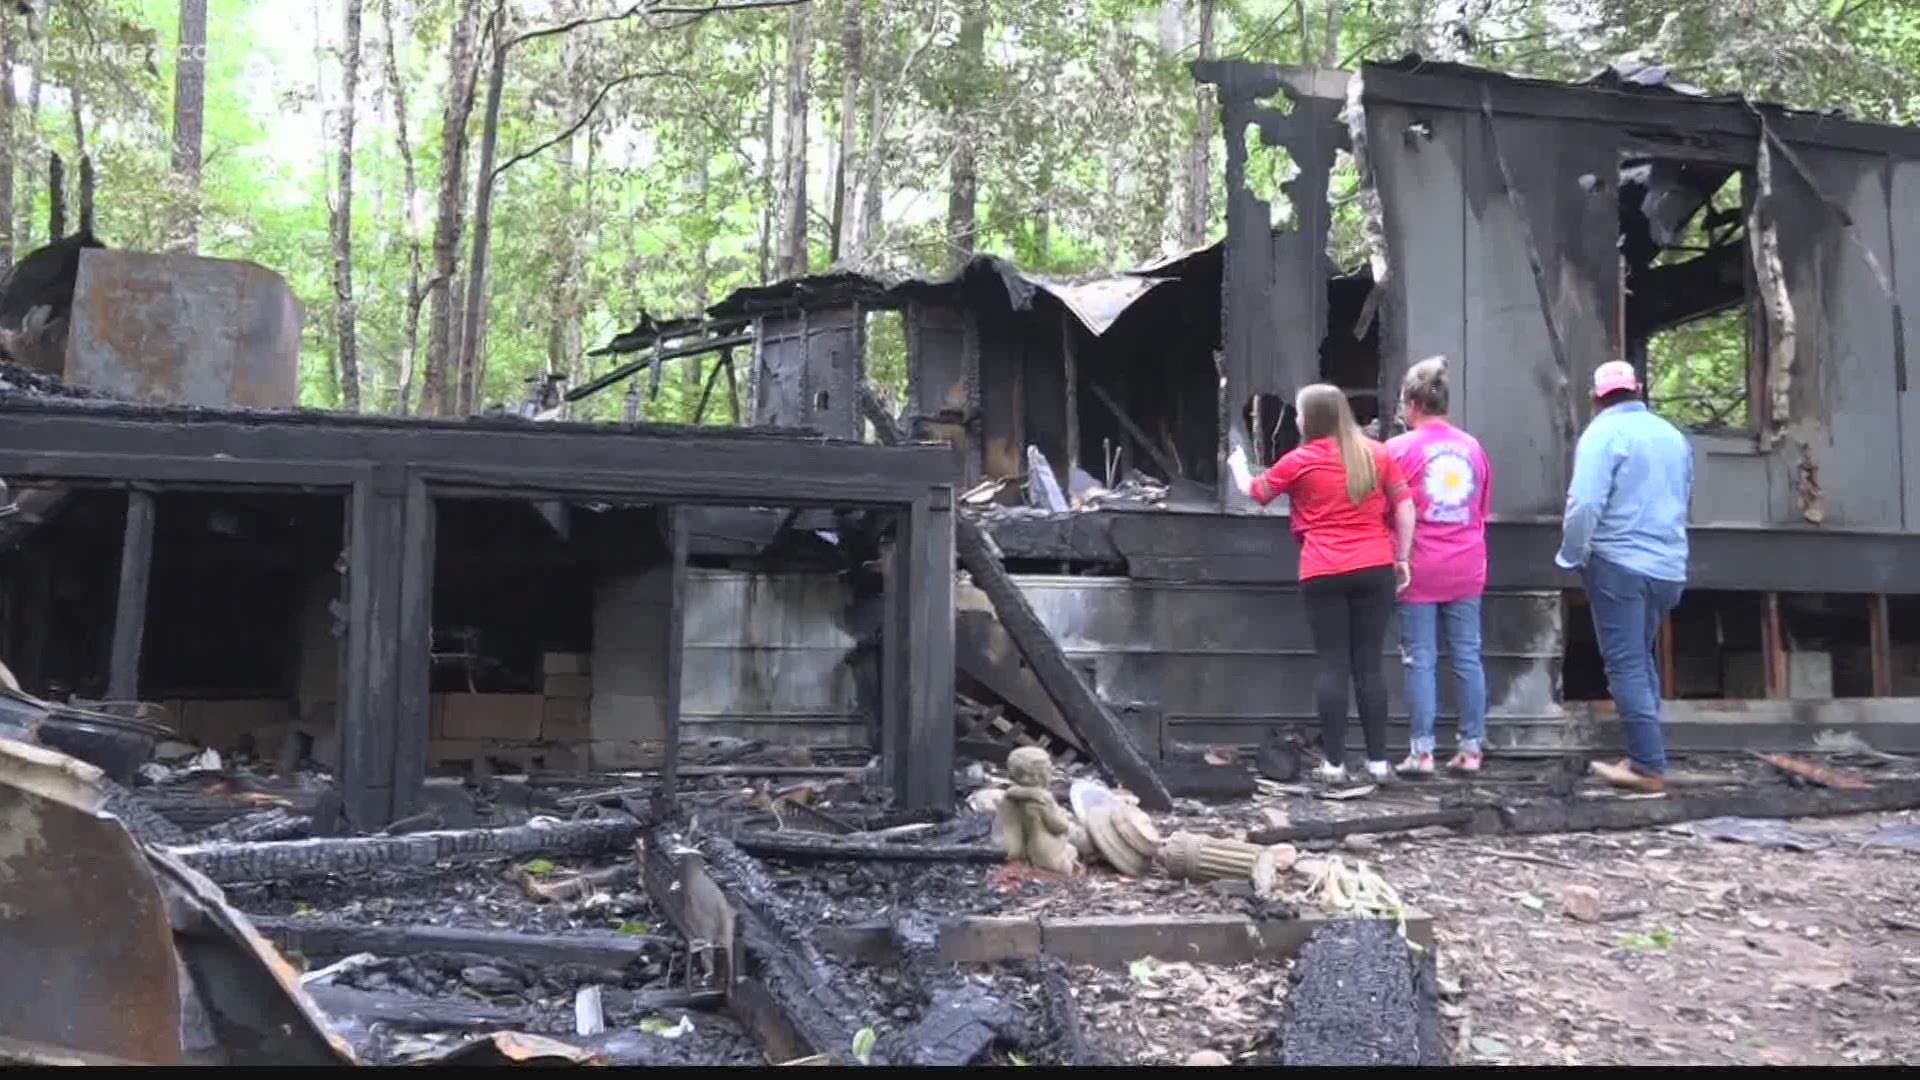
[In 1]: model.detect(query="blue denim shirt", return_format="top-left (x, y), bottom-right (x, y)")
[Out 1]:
top-left (1554, 401), bottom-right (1692, 582)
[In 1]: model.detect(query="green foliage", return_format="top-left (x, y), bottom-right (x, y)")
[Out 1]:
top-left (13, 0), bottom-right (1916, 423)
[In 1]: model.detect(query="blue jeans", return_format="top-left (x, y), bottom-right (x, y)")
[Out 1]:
top-left (1398, 597), bottom-right (1487, 755)
top-left (1582, 555), bottom-right (1685, 775)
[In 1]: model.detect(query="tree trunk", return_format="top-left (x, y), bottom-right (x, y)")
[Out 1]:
top-left (686, 145), bottom-right (709, 387)
top-left (758, 36), bottom-right (777, 284)
top-left (382, 0), bottom-right (427, 415)
top-left (457, 12), bottom-right (509, 415)
top-left (22, 45), bottom-right (37, 250)
top-left (546, 34), bottom-right (580, 389)
top-left (419, 0), bottom-right (484, 417)
top-left (856, 46), bottom-right (884, 265)
top-left (828, 0), bottom-right (862, 265)
top-left (69, 83), bottom-right (84, 162)
top-left (775, 2), bottom-right (813, 281)
top-left (1322, 0), bottom-right (1341, 65)
top-left (331, 0), bottom-right (365, 412)
top-left (0, 10), bottom-right (15, 270)
top-left (169, 0), bottom-right (209, 253)
top-left (1179, 0), bottom-right (1216, 250)
top-left (944, 0), bottom-right (986, 272)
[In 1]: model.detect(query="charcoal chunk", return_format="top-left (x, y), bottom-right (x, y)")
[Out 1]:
top-left (1277, 919), bottom-right (1445, 1066)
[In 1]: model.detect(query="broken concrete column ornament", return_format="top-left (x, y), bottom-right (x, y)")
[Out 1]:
top-left (1161, 831), bottom-right (1297, 893)
top-left (991, 746), bottom-right (1080, 875)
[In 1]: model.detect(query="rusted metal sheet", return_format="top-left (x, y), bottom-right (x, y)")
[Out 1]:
top-left (63, 249), bottom-right (301, 408)
top-left (1027, 276), bottom-right (1169, 337)
top-left (0, 736), bottom-right (183, 1063)
top-left (0, 735), bottom-right (355, 1065)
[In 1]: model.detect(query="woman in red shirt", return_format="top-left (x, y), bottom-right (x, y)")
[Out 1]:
top-left (1229, 384), bottom-right (1415, 783)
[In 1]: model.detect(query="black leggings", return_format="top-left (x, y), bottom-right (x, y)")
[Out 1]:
top-left (1301, 565), bottom-right (1396, 764)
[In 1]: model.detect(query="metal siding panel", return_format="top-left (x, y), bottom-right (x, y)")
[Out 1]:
top-left (1690, 437), bottom-right (1773, 525)
top-left (1803, 150), bottom-right (1902, 528)
top-left (679, 570), bottom-right (862, 746)
top-left (1008, 575), bottom-right (1563, 753)
top-left (1894, 160), bottom-right (1920, 530)
top-left (1367, 104), bottom-right (1469, 421)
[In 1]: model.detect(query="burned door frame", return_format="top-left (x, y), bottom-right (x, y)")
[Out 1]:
top-left (0, 403), bottom-right (959, 826)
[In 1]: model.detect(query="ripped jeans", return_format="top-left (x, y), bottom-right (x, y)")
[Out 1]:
top-left (1397, 596), bottom-right (1487, 755)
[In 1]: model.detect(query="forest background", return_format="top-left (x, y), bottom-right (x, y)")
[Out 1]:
top-left (10, 0), bottom-right (1917, 426)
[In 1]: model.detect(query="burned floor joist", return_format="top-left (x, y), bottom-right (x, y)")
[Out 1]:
top-left (1245, 778), bottom-right (1920, 846)
top-left (248, 916), bottom-right (681, 970)
top-left (640, 827), bottom-right (877, 1066)
top-left (167, 817), bottom-right (641, 885)
top-left (730, 829), bottom-right (1002, 864)
top-left (812, 910), bottom-right (1436, 970)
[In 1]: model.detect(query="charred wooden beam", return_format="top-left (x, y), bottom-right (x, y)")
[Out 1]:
top-left (661, 507), bottom-right (690, 810)
top-left (731, 830), bottom-right (1001, 864)
top-left (1277, 918), bottom-right (1447, 1066)
top-left (166, 817), bottom-right (641, 885)
top-left (1086, 379), bottom-right (1185, 482)
top-left (106, 489), bottom-right (155, 702)
top-left (1246, 807), bottom-right (1482, 846)
top-left (302, 985), bottom-right (532, 1032)
top-left (640, 827), bottom-right (876, 1065)
top-left (247, 916), bottom-right (681, 968)
top-left (1870, 594), bottom-right (1892, 698)
top-left (568, 332), bottom-right (755, 401)
top-left (813, 911), bottom-right (1436, 970)
top-left (860, 384), bottom-right (1171, 811)
top-left (1494, 778), bottom-right (1920, 836)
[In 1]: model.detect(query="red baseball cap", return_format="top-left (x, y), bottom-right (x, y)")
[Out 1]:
top-left (1592, 360), bottom-right (1639, 398)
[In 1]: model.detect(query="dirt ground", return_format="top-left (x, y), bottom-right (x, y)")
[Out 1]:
top-left (1383, 815), bottom-right (1920, 1066)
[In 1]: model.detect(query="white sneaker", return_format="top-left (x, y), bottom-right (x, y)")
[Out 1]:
top-left (1366, 760), bottom-right (1393, 782)
top-left (1313, 760), bottom-right (1348, 783)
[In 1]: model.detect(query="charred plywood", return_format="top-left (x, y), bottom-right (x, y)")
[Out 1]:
top-left (1194, 63), bottom-right (1348, 501)
top-left (906, 299), bottom-right (979, 486)
top-left (1897, 160), bottom-right (1920, 530)
top-left (63, 250), bottom-right (300, 408)
top-left (1457, 113), bottom-right (1619, 516)
top-left (750, 307), bottom-right (864, 439)
top-left (1773, 146), bottom-right (1903, 529)
top-left (1364, 102), bottom-right (1469, 423)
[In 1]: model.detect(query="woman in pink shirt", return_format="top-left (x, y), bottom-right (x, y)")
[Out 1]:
top-left (1385, 358), bottom-right (1492, 774)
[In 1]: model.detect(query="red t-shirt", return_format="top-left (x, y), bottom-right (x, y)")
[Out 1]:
top-left (1249, 437), bottom-right (1410, 581)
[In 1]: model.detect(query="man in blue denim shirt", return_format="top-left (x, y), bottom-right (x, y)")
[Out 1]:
top-left (1555, 360), bottom-right (1692, 793)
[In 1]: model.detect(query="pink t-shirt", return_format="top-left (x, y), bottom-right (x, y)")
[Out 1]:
top-left (1386, 420), bottom-right (1491, 604)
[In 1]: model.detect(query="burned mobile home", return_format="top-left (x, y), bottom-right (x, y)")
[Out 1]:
top-left (0, 246), bottom-right (959, 832)
top-left (661, 58), bottom-right (1920, 765)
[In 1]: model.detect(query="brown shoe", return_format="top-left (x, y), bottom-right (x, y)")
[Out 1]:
top-left (1589, 758), bottom-right (1665, 794)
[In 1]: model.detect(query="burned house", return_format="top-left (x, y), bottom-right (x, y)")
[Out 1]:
top-left (0, 251), bottom-right (959, 831)
top-left (670, 58), bottom-right (1920, 766)
top-left (956, 58), bottom-right (1920, 759)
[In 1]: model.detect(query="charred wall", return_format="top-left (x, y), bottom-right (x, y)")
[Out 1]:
top-left (1352, 61), bottom-right (1920, 533)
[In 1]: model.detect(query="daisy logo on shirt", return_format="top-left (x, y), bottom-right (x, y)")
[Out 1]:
top-left (1420, 444), bottom-right (1475, 524)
